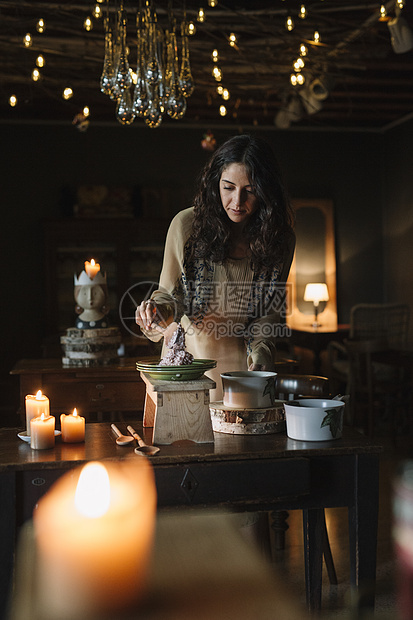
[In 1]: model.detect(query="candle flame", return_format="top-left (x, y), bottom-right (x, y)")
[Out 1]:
top-left (75, 462), bottom-right (110, 518)
top-left (73, 408), bottom-right (78, 417)
top-left (36, 390), bottom-right (43, 399)
top-left (40, 412), bottom-right (47, 420)
top-left (90, 258), bottom-right (95, 266)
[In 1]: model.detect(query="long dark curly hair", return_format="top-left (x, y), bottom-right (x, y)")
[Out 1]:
top-left (188, 134), bottom-right (294, 273)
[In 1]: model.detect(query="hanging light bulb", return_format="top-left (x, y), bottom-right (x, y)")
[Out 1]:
top-left (84, 17), bottom-right (93, 31)
top-left (217, 85), bottom-right (223, 95)
top-left (36, 55), bottom-right (45, 68)
top-left (83, 106), bottom-right (90, 117)
top-left (211, 49), bottom-right (219, 62)
top-left (228, 33), bottom-right (237, 47)
top-left (197, 8), bottom-right (205, 23)
top-left (93, 4), bottom-right (102, 19)
top-left (31, 68), bottom-right (41, 81)
top-left (285, 16), bottom-right (294, 31)
top-left (379, 5), bottom-right (389, 21)
top-left (187, 22), bottom-right (196, 35)
top-left (23, 33), bottom-right (32, 47)
top-left (63, 87), bottom-right (73, 100)
top-left (397, 0), bottom-right (404, 7)
top-left (313, 30), bottom-right (320, 43)
top-left (297, 73), bottom-right (305, 85)
top-left (208, 0), bottom-right (218, 6)
top-left (299, 4), bottom-right (307, 19)
top-left (290, 73), bottom-right (298, 86)
top-left (219, 104), bottom-right (227, 116)
top-left (9, 95), bottom-right (17, 107)
top-left (222, 88), bottom-right (230, 100)
top-left (36, 18), bottom-right (45, 33)
top-left (299, 44), bottom-right (308, 56)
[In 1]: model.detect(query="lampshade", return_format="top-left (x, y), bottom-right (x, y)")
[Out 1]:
top-left (304, 282), bottom-right (329, 305)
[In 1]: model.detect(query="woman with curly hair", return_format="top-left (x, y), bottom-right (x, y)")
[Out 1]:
top-left (136, 134), bottom-right (295, 401)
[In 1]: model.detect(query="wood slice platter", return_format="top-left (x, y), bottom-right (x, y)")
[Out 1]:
top-left (209, 400), bottom-right (286, 435)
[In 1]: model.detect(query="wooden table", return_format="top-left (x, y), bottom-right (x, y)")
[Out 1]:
top-left (0, 423), bottom-right (382, 617)
top-left (10, 358), bottom-right (147, 422)
top-left (290, 325), bottom-right (350, 374)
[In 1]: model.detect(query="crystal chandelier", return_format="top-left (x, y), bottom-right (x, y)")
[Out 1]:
top-left (100, 1), bottom-right (195, 128)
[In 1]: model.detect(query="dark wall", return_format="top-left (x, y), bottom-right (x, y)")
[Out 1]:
top-left (1, 121), bottom-right (385, 413)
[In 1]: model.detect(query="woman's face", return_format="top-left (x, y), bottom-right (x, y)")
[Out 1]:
top-left (219, 162), bottom-right (258, 226)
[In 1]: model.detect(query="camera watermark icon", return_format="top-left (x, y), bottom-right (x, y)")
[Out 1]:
top-left (118, 281), bottom-right (178, 339)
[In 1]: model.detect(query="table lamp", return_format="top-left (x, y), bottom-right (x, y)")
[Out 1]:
top-left (304, 282), bottom-right (329, 328)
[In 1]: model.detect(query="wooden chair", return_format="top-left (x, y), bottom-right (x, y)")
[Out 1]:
top-left (328, 303), bottom-right (410, 435)
top-left (258, 373), bottom-right (337, 586)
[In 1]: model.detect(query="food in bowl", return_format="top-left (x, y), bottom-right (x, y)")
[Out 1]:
top-left (159, 324), bottom-right (194, 366)
top-left (284, 398), bottom-right (344, 441)
top-left (221, 371), bottom-right (277, 409)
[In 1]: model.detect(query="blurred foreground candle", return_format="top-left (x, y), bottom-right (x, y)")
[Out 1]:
top-left (25, 390), bottom-right (50, 433)
top-left (34, 459), bottom-right (157, 619)
top-left (30, 413), bottom-right (55, 449)
top-left (393, 461), bottom-right (413, 620)
top-left (60, 408), bottom-right (85, 443)
top-left (84, 258), bottom-right (100, 279)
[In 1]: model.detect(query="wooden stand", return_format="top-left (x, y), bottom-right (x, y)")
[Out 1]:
top-left (140, 372), bottom-right (215, 445)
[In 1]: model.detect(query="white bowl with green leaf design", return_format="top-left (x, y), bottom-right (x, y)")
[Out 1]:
top-left (284, 399), bottom-right (344, 441)
top-left (221, 371), bottom-right (277, 409)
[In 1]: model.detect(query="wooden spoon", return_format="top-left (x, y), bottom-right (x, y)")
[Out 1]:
top-left (111, 424), bottom-right (135, 446)
top-left (127, 425), bottom-right (160, 456)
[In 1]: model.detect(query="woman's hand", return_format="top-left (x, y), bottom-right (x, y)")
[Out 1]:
top-left (135, 300), bottom-right (160, 331)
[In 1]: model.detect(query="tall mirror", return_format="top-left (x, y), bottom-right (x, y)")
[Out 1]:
top-left (286, 199), bottom-right (337, 331)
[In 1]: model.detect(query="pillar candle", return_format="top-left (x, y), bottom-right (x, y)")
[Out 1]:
top-left (30, 413), bottom-right (55, 449)
top-left (84, 258), bottom-right (100, 279)
top-left (34, 459), bottom-right (157, 619)
top-left (60, 408), bottom-right (85, 443)
top-left (25, 390), bottom-right (50, 433)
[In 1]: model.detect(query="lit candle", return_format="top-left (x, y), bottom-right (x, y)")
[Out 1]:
top-left (25, 390), bottom-right (50, 433)
top-left (84, 258), bottom-right (100, 279)
top-left (34, 459), bottom-right (157, 618)
top-left (30, 413), bottom-right (55, 449)
top-left (60, 408), bottom-right (85, 443)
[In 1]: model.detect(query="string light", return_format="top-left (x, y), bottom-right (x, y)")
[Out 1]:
top-left (197, 8), bottom-right (205, 23)
top-left (397, 0), bottom-right (404, 7)
top-left (208, 0), bottom-right (218, 6)
top-left (84, 17), bottom-right (93, 31)
top-left (379, 5), bottom-right (387, 20)
top-left (219, 104), bottom-right (227, 116)
top-left (228, 33), bottom-right (237, 47)
top-left (187, 22), bottom-right (196, 35)
top-left (285, 16), bottom-right (294, 31)
top-left (23, 33), bottom-right (32, 47)
top-left (293, 57), bottom-right (305, 71)
top-left (299, 44), bottom-right (308, 56)
top-left (299, 4), bottom-right (307, 19)
top-left (63, 87), bottom-right (73, 100)
top-left (9, 95), bottom-right (17, 107)
top-left (290, 73), bottom-right (305, 86)
top-left (222, 88), bottom-right (230, 100)
top-left (93, 5), bottom-right (102, 19)
top-left (36, 18), bottom-right (45, 33)
top-left (83, 106), bottom-right (90, 117)
top-left (212, 66), bottom-right (222, 81)
top-left (36, 55), bottom-right (45, 68)
top-left (31, 68), bottom-right (41, 81)
top-left (211, 49), bottom-right (219, 62)
top-left (313, 30), bottom-right (320, 43)
top-left (217, 85), bottom-right (224, 95)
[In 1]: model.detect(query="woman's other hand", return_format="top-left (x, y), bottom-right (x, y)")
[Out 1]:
top-left (248, 362), bottom-right (276, 371)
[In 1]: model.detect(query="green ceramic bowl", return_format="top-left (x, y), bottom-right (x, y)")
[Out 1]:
top-left (136, 359), bottom-right (217, 381)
